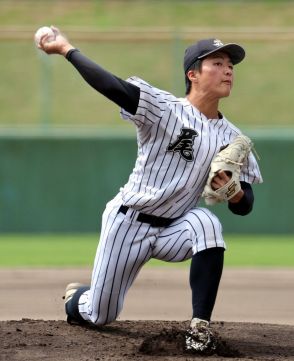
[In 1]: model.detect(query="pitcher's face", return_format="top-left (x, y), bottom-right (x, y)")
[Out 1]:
top-left (197, 51), bottom-right (234, 99)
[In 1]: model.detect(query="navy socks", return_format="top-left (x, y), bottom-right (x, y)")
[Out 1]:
top-left (189, 247), bottom-right (225, 321)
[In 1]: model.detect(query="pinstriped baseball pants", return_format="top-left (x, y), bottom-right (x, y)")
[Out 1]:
top-left (78, 198), bottom-right (226, 326)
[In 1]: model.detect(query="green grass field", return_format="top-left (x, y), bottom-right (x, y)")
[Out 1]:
top-left (1, 0), bottom-right (294, 128)
top-left (1, 1), bottom-right (293, 28)
top-left (0, 234), bottom-right (293, 268)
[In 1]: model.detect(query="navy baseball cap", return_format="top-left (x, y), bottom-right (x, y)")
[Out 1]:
top-left (184, 38), bottom-right (245, 73)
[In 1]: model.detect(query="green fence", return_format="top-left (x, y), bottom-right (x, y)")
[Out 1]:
top-left (0, 129), bottom-right (292, 234)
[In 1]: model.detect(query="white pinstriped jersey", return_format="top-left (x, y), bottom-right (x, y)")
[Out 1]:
top-left (120, 76), bottom-right (262, 218)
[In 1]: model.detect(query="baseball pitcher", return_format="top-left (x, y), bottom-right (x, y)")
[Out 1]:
top-left (37, 27), bottom-right (262, 354)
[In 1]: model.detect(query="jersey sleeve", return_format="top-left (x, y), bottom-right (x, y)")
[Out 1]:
top-left (120, 77), bottom-right (165, 127)
top-left (240, 151), bottom-right (263, 184)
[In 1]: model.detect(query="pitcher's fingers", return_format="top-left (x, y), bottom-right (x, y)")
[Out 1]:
top-left (217, 170), bottom-right (231, 181)
top-left (51, 26), bottom-right (60, 36)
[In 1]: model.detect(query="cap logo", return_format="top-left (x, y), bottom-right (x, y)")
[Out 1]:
top-left (213, 39), bottom-right (223, 47)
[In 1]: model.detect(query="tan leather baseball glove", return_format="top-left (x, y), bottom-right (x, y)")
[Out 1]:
top-left (202, 135), bottom-right (253, 205)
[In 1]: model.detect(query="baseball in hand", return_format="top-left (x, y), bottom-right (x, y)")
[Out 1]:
top-left (34, 26), bottom-right (55, 47)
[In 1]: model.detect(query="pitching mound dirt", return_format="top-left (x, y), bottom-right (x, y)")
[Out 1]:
top-left (1, 319), bottom-right (293, 361)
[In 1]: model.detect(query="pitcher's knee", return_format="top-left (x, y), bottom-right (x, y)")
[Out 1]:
top-left (89, 310), bottom-right (118, 326)
top-left (205, 210), bottom-right (223, 236)
top-left (189, 208), bottom-right (225, 253)
top-left (87, 296), bottom-right (123, 326)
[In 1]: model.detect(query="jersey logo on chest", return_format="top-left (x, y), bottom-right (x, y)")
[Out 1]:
top-left (167, 127), bottom-right (198, 162)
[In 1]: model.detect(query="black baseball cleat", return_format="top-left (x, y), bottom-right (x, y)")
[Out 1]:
top-left (64, 282), bottom-right (90, 325)
top-left (185, 318), bottom-right (217, 354)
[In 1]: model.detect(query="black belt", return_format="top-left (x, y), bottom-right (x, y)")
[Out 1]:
top-left (118, 205), bottom-right (177, 227)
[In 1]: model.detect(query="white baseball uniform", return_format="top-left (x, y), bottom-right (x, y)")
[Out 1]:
top-left (78, 77), bottom-right (262, 325)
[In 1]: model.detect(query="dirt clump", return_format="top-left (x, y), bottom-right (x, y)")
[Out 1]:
top-left (1, 319), bottom-right (294, 361)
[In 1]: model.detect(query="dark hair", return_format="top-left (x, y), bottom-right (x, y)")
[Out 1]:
top-left (185, 59), bottom-right (202, 95)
